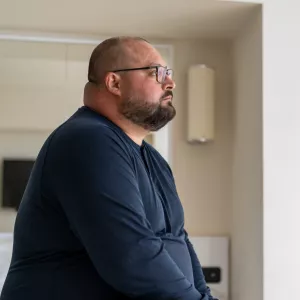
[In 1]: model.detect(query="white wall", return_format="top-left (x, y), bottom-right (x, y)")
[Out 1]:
top-left (232, 7), bottom-right (263, 300)
top-left (0, 40), bottom-right (85, 131)
top-left (235, 0), bottom-right (300, 299)
top-left (262, 1), bottom-right (300, 299)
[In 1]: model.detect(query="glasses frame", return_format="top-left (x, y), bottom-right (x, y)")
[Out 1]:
top-left (110, 66), bottom-right (173, 84)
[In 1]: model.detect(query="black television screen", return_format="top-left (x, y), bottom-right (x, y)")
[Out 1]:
top-left (2, 159), bottom-right (35, 210)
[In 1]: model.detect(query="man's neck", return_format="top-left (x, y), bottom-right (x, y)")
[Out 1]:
top-left (84, 103), bottom-right (148, 146)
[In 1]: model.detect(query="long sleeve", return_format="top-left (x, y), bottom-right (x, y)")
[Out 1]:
top-left (43, 124), bottom-right (202, 300)
top-left (185, 232), bottom-right (218, 300)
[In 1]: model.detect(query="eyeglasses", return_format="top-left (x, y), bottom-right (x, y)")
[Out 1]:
top-left (110, 66), bottom-right (173, 84)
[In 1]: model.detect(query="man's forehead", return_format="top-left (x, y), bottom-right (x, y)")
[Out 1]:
top-left (126, 41), bottom-right (166, 67)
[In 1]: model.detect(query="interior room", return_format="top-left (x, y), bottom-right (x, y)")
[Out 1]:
top-left (0, 1), bottom-right (263, 300)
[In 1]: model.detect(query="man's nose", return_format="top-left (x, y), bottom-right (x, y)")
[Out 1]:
top-left (163, 76), bottom-right (176, 90)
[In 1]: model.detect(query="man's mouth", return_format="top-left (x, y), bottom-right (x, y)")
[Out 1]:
top-left (162, 96), bottom-right (172, 101)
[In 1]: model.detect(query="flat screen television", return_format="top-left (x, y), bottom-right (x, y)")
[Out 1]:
top-left (2, 159), bottom-right (35, 210)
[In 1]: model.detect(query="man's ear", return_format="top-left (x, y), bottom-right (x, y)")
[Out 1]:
top-left (105, 72), bottom-right (121, 96)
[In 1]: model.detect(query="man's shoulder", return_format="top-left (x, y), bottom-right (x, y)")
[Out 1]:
top-left (42, 107), bottom-right (131, 160)
top-left (52, 106), bottom-right (123, 144)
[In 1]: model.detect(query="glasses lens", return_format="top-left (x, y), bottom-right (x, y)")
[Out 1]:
top-left (166, 69), bottom-right (173, 79)
top-left (157, 67), bottom-right (165, 83)
top-left (157, 67), bottom-right (173, 83)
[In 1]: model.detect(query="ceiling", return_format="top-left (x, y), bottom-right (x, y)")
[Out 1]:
top-left (0, 0), bottom-right (260, 39)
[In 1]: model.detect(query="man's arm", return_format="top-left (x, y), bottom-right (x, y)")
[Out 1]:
top-left (184, 232), bottom-right (218, 300)
top-left (44, 125), bottom-right (202, 300)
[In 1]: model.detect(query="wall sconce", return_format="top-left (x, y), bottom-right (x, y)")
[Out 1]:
top-left (187, 64), bottom-right (215, 144)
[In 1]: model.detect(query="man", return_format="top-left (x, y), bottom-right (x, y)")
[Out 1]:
top-left (0, 37), bottom-right (217, 300)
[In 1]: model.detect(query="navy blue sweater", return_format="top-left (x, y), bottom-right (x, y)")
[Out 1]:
top-left (1, 106), bottom-right (215, 300)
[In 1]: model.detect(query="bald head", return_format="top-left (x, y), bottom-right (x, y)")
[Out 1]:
top-left (87, 36), bottom-right (149, 85)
